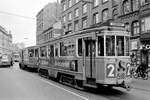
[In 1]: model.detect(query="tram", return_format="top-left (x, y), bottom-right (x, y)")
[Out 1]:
top-left (38, 20), bottom-right (132, 90)
top-left (19, 46), bottom-right (39, 70)
top-left (0, 54), bottom-right (11, 67)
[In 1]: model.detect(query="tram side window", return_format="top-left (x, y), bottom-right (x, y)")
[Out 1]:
top-left (40, 46), bottom-right (47, 57)
top-left (28, 49), bottom-right (34, 57)
top-left (106, 36), bottom-right (115, 56)
top-left (78, 39), bottom-right (82, 56)
top-left (116, 36), bottom-right (124, 56)
top-left (60, 42), bottom-right (67, 56)
top-left (55, 44), bottom-right (58, 57)
top-left (35, 49), bottom-right (39, 57)
top-left (98, 36), bottom-right (104, 56)
top-left (125, 37), bottom-right (130, 56)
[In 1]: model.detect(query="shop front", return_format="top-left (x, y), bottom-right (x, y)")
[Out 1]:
top-left (140, 43), bottom-right (150, 68)
top-left (131, 39), bottom-right (140, 66)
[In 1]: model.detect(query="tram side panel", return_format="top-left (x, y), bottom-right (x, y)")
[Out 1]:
top-left (95, 58), bottom-right (105, 83)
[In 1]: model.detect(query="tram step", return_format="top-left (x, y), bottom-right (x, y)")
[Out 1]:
top-left (84, 83), bottom-right (97, 88)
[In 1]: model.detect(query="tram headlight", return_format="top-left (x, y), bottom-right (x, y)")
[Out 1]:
top-left (70, 60), bottom-right (77, 71)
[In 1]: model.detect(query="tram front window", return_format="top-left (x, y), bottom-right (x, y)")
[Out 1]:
top-left (98, 36), bottom-right (104, 56)
top-left (106, 36), bottom-right (115, 56)
top-left (125, 37), bottom-right (130, 56)
top-left (116, 36), bottom-right (124, 56)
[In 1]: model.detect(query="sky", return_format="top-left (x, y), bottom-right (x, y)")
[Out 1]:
top-left (0, 0), bottom-right (57, 47)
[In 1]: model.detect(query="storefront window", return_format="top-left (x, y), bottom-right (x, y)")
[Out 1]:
top-left (106, 35), bottom-right (115, 56)
top-left (116, 36), bottom-right (124, 56)
top-left (98, 36), bottom-right (104, 56)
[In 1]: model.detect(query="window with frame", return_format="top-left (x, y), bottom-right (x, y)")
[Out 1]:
top-left (40, 46), bottom-right (47, 57)
top-left (102, 9), bottom-right (109, 22)
top-left (28, 49), bottom-right (34, 57)
top-left (112, 9), bottom-right (118, 19)
top-left (75, 8), bottom-right (79, 17)
top-left (132, 0), bottom-right (139, 11)
top-left (68, 0), bottom-right (72, 8)
top-left (63, 15), bottom-right (66, 23)
top-left (60, 40), bottom-right (75, 56)
top-left (125, 37), bottom-right (130, 56)
top-left (55, 43), bottom-right (59, 57)
top-left (63, 3), bottom-right (66, 11)
top-left (82, 17), bottom-right (87, 29)
top-left (123, 0), bottom-right (130, 14)
top-left (102, 0), bottom-right (108, 3)
top-left (132, 21), bottom-right (139, 36)
top-left (68, 12), bottom-right (72, 20)
top-left (98, 36), bottom-right (104, 56)
top-left (94, 0), bottom-right (99, 7)
top-left (116, 36), bottom-right (124, 56)
top-left (68, 23), bottom-right (72, 31)
top-left (141, 17), bottom-right (150, 33)
top-left (93, 12), bottom-right (99, 24)
top-left (74, 20), bottom-right (79, 31)
top-left (78, 38), bottom-right (82, 56)
top-left (124, 23), bottom-right (130, 31)
top-left (82, 3), bottom-right (87, 14)
top-left (106, 35), bottom-right (115, 56)
top-left (35, 49), bottom-right (39, 57)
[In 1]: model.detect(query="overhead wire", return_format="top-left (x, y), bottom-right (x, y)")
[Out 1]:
top-left (0, 10), bottom-right (36, 20)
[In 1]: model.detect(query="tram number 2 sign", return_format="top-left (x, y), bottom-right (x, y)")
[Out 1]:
top-left (106, 64), bottom-right (116, 78)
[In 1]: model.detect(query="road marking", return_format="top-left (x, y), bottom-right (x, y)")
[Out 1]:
top-left (29, 73), bottom-right (89, 100)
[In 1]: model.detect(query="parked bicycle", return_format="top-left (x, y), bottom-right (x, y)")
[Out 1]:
top-left (133, 64), bottom-right (149, 80)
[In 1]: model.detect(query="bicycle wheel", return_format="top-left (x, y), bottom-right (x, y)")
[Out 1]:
top-left (142, 72), bottom-right (148, 80)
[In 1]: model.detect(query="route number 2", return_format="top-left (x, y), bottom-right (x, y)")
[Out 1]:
top-left (126, 63), bottom-right (130, 76)
top-left (106, 64), bottom-right (115, 78)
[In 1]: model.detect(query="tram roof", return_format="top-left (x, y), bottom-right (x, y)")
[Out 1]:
top-left (39, 20), bottom-right (128, 46)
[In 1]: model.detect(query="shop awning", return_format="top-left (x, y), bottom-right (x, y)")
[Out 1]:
top-left (140, 33), bottom-right (150, 41)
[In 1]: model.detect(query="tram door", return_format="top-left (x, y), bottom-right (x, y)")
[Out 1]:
top-left (84, 39), bottom-right (96, 79)
top-left (141, 50), bottom-right (148, 68)
top-left (49, 45), bottom-right (54, 76)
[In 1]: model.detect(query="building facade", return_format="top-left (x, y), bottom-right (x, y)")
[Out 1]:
top-left (118, 0), bottom-right (140, 65)
top-left (36, 2), bottom-right (61, 45)
top-left (0, 25), bottom-right (13, 55)
top-left (139, 0), bottom-right (150, 68)
top-left (61, 0), bottom-right (120, 34)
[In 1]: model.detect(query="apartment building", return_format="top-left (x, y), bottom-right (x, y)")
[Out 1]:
top-left (118, 0), bottom-right (140, 64)
top-left (139, 0), bottom-right (150, 67)
top-left (36, 2), bottom-right (61, 45)
top-left (0, 26), bottom-right (13, 55)
top-left (61, 0), bottom-right (120, 34)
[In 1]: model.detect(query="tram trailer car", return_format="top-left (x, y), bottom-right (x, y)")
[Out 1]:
top-left (38, 20), bottom-right (132, 91)
top-left (19, 46), bottom-right (39, 70)
top-left (0, 54), bottom-right (11, 67)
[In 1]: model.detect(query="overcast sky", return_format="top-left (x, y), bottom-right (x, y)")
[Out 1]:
top-left (0, 0), bottom-right (57, 47)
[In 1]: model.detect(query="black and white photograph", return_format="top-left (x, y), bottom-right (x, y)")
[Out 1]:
top-left (0, 0), bottom-right (150, 100)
